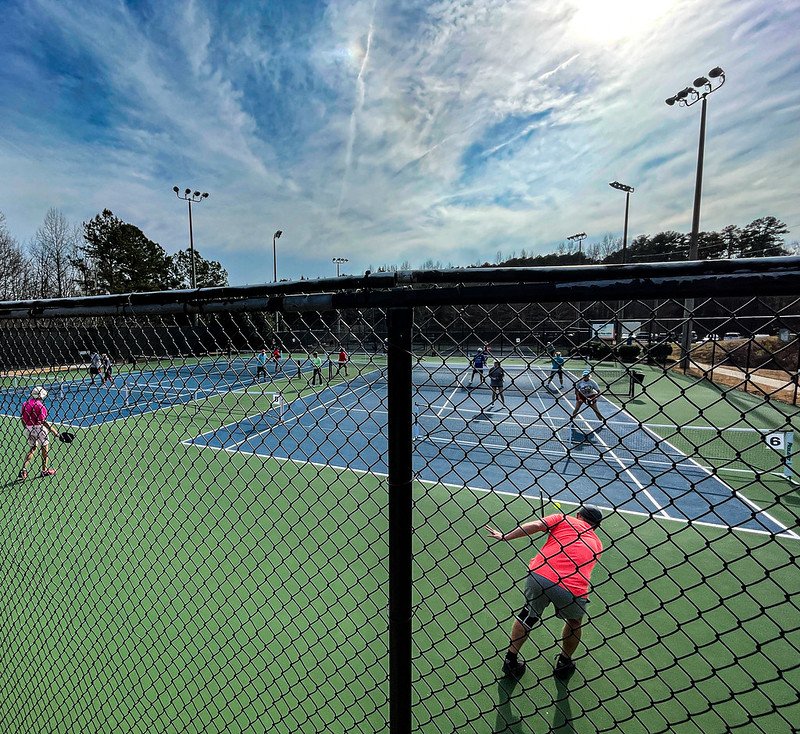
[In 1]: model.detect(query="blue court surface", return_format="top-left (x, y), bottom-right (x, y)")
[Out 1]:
top-left (184, 368), bottom-right (796, 539)
top-left (0, 357), bottom-right (312, 428)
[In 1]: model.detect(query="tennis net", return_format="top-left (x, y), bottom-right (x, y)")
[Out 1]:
top-left (416, 406), bottom-right (792, 477)
top-left (331, 359), bottom-right (634, 397)
top-left (55, 380), bottom-right (212, 410)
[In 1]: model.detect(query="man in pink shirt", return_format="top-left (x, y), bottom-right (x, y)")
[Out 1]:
top-left (19, 386), bottom-right (61, 479)
top-left (486, 506), bottom-right (603, 681)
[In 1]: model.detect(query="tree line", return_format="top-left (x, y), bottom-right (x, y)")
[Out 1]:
top-left (363, 216), bottom-right (793, 275)
top-left (0, 208), bottom-right (228, 300)
top-left (488, 216), bottom-right (792, 268)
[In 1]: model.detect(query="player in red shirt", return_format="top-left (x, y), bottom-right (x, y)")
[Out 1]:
top-left (19, 386), bottom-right (62, 479)
top-left (485, 506), bottom-right (603, 681)
top-left (335, 346), bottom-right (348, 377)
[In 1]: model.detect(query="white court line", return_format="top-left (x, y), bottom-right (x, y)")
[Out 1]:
top-left (563, 388), bottom-right (796, 537)
top-left (529, 376), bottom-right (669, 518)
top-left (437, 386), bottom-right (460, 418)
top-left (530, 373), bottom-right (573, 459)
top-left (183, 365), bottom-right (795, 538)
top-left (560, 392), bottom-right (672, 520)
top-left (180, 440), bottom-right (800, 541)
top-left (226, 383), bottom-right (373, 449)
top-left (631, 413), bottom-right (796, 537)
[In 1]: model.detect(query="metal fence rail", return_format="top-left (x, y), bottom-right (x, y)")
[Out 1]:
top-left (0, 258), bottom-right (798, 734)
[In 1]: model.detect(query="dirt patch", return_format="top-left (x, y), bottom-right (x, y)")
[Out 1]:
top-left (675, 364), bottom-right (799, 405)
top-left (690, 337), bottom-right (799, 372)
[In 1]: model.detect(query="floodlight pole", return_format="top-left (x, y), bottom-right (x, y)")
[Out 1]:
top-left (173, 187), bottom-right (209, 289)
top-left (666, 67), bottom-right (725, 369)
top-left (608, 182), bottom-right (634, 264)
top-left (332, 258), bottom-right (349, 338)
top-left (272, 230), bottom-right (283, 283)
top-left (566, 232), bottom-right (586, 254)
top-left (689, 97), bottom-right (708, 262)
top-left (332, 257), bottom-right (349, 277)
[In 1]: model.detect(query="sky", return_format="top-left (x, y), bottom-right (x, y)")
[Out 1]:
top-left (1, 0), bottom-right (798, 285)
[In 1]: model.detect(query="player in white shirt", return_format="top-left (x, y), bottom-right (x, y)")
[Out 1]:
top-left (571, 369), bottom-right (604, 421)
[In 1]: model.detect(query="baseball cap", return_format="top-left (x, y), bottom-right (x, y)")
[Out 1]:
top-left (582, 368), bottom-right (591, 376)
top-left (577, 505), bottom-right (603, 527)
top-left (31, 386), bottom-right (48, 400)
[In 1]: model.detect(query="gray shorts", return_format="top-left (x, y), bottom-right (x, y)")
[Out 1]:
top-left (516, 572), bottom-right (588, 629)
top-left (26, 425), bottom-right (49, 449)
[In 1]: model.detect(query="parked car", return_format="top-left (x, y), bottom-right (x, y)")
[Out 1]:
top-left (723, 332), bottom-right (743, 341)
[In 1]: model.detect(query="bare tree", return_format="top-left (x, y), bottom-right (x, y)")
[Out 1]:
top-left (0, 212), bottom-right (33, 300)
top-left (598, 233), bottom-right (622, 260)
top-left (31, 208), bottom-right (81, 297)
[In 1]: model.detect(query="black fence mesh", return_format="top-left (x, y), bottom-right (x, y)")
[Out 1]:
top-left (0, 261), bottom-right (798, 734)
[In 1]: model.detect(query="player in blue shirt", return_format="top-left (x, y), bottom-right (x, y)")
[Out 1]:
top-left (469, 348), bottom-right (487, 386)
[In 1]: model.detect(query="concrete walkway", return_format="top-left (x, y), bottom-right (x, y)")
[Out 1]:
top-left (692, 361), bottom-right (797, 392)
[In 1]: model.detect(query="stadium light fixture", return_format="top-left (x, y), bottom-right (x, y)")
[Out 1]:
top-left (332, 257), bottom-right (349, 277)
top-left (664, 66), bottom-right (726, 259)
top-left (173, 186), bottom-right (211, 289)
top-left (566, 232), bottom-right (587, 254)
top-left (608, 182), bottom-right (634, 263)
top-left (665, 66), bottom-right (726, 369)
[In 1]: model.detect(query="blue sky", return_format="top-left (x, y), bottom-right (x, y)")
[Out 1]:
top-left (1, 0), bottom-right (798, 285)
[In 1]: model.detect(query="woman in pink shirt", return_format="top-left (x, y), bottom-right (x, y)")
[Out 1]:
top-left (19, 387), bottom-right (61, 479)
top-left (486, 506), bottom-right (603, 682)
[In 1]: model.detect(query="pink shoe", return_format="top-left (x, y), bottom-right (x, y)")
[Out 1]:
top-left (41, 468), bottom-right (56, 477)
top-left (18, 469), bottom-right (27, 480)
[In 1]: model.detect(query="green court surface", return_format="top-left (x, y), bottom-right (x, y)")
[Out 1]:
top-left (1, 364), bottom-right (798, 733)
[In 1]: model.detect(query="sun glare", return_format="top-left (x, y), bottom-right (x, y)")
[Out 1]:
top-left (570, 0), bottom-right (675, 42)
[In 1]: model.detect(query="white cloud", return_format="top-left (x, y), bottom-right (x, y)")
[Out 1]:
top-left (0, 0), bottom-right (798, 285)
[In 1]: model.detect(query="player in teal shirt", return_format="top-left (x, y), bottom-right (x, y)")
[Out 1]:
top-left (546, 351), bottom-right (566, 390)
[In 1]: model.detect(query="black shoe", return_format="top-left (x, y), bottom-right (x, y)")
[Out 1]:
top-left (502, 657), bottom-right (526, 679)
top-left (553, 655), bottom-right (575, 681)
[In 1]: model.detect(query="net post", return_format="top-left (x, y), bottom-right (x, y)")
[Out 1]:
top-left (387, 306), bottom-right (413, 734)
top-left (785, 431), bottom-right (796, 483)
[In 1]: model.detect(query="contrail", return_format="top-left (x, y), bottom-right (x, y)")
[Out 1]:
top-left (337, 0), bottom-right (378, 215)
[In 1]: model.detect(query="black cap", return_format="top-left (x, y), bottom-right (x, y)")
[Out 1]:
top-left (577, 506), bottom-right (603, 527)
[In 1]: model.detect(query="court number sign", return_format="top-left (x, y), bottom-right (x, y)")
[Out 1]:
top-left (765, 432), bottom-right (785, 451)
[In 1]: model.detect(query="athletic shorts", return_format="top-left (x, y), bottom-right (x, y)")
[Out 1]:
top-left (90, 367), bottom-right (100, 376)
top-left (26, 425), bottom-right (50, 449)
top-left (576, 392), bottom-right (597, 405)
top-left (516, 572), bottom-right (588, 628)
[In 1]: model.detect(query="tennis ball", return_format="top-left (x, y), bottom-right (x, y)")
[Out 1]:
top-left (554, 501), bottom-right (562, 511)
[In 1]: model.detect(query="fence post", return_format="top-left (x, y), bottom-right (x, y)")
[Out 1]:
top-left (387, 307), bottom-right (413, 734)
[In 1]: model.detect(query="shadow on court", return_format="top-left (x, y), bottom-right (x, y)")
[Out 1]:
top-left (492, 676), bottom-right (577, 733)
top-left (551, 679), bottom-right (576, 733)
top-left (493, 678), bottom-right (527, 734)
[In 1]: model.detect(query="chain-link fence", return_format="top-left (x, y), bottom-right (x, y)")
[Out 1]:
top-left (0, 258), bottom-right (798, 734)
